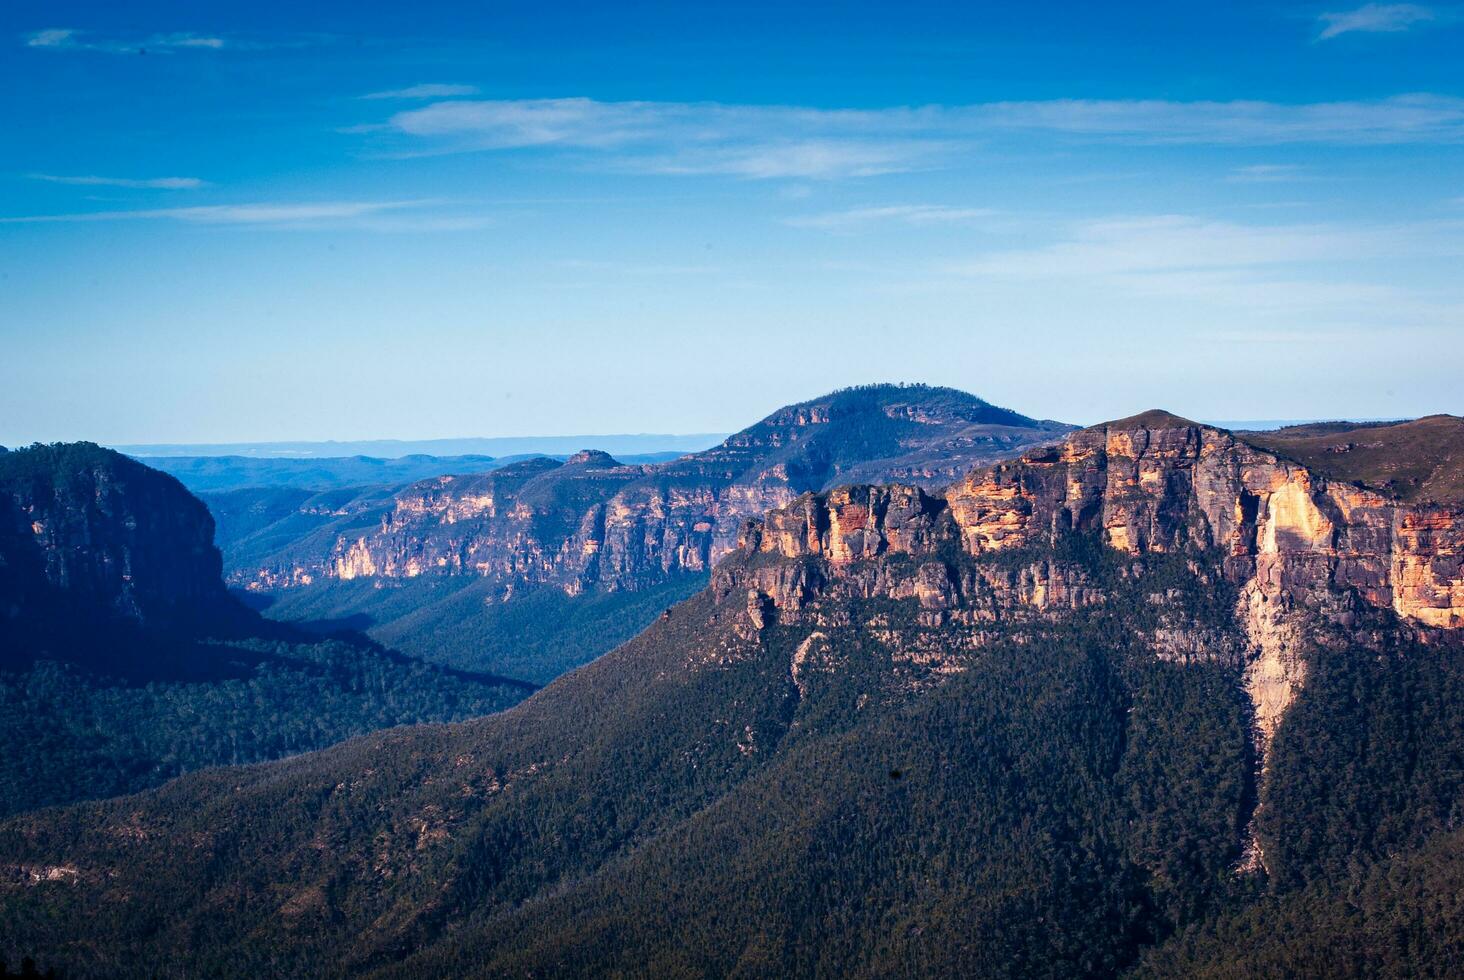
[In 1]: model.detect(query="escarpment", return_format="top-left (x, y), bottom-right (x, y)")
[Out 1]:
top-left (705, 412), bottom-right (1464, 873)
top-left (713, 412), bottom-right (1464, 854)
top-left (233, 385), bottom-right (1073, 597)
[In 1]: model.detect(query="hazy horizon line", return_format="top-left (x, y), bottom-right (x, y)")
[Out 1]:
top-left (80, 416), bottom-right (1424, 460)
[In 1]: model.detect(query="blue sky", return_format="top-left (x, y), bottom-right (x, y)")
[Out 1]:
top-left (2, 0), bottom-right (1461, 444)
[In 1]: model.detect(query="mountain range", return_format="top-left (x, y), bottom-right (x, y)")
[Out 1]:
top-left (140, 450), bottom-right (692, 495)
top-left (0, 385), bottom-right (1064, 809)
top-left (116, 433), bottom-right (729, 461)
top-left (4, 407), bottom-right (1462, 977)
top-left (219, 384), bottom-right (1072, 681)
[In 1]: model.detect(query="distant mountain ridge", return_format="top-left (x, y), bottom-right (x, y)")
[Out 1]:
top-left (143, 453), bottom-right (503, 494)
top-left (217, 385), bottom-right (1071, 680)
top-left (139, 450), bottom-right (693, 495)
top-left (116, 432), bottom-right (728, 460)
top-left (233, 385), bottom-right (1072, 597)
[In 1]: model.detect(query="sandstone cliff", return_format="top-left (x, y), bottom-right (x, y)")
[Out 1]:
top-left (710, 411), bottom-right (1464, 866)
top-left (232, 385), bottom-right (1072, 597)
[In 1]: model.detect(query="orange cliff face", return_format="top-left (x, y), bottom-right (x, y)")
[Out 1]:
top-left (718, 412), bottom-right (1464, 784)
top-left (1392, 511), bottom-right (1464, 629)
top-left (733, 412), bottom-right (1464, 631)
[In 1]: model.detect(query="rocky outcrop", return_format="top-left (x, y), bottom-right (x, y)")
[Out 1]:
top-left (233, 385), bottom-right (1072, 597)
top-left (716, 412), bottom-right (1464, 767)
top-left (0, 443), bottom-right (229, 630)
top-left (1391, 510), bottom-right (1464, 628)
top-left (727, 411), bottom-right (1462, 625)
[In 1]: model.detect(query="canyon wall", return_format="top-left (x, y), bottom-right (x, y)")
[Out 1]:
top-left (717, 412), bottom-right (1464, 764)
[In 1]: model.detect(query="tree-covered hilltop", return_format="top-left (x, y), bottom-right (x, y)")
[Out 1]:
top-left (1240, 415), bottom-right (1464, 505)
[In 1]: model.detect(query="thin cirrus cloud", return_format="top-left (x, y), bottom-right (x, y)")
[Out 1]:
top-left (383, 99), bottom-right (952, 177)
top-left (945, 214), bottom-right (1464, 317)
top-left (951, 215), bottom-right (1379, 279)
top-left (1316, 4), bottom-right (1436, 40)
top-left (785, 205), bottom-right (998, 230)
top-left (25, 28), bottom-right (226, 52)
top-left (362, 84), bottom-right (481, 100)
top-left (968, 95), bottom-right (1464, 143)
top-left (0, 201), bottom-right (432, 226)
top-left (377, 94), bottom-right (1464, 179)
top-left (634, 139), bottom-right (951, 179)
top-left (28, 174), bottom-right (209, 190)
top-left (1225, 164), bottom-right (1309, 183)
top-left (390, 98), bottom-right (681, 148)
top-left (20, 27), bottom-right (304, 53)
top-left (24, 28), bottom-right (83, 48)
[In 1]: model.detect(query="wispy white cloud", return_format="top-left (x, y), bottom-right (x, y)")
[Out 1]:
top-left (350, 213), bottom-right (498, 233)
top-left (634, 140), bottom-right (949, 179)
top-left (785, 204), bottom-right (997, 230)
top-left (25, 28), bottom-right (78, 48)
top-left (362, 83), bottom-right (480, 100)
top-left (969, 95), bottom-right (1464, 143)
top-left (28, 174), bottom-right (209, 190)
top-left (150, 32), bottom-right (226, 50)
top-left (22, 27), bottom-right (279, 53)
top-left (553, 259), bottom-right (720, 276)
top-left (375, 95), bottom-right (1464, 179)
top-left (945, 214), bottom-right (1464, 314)
top-left (942, 212), bottom-right (1423, 276)
top-left (390, 97), bottom-right (670, 148)
top-left (1317, 3), bottom-right (1435, 40)
top-left (950, 216), bottom-right (1374, 279)
top-left (1226, 164), bottom-right (1309, 183)
top-left (384, 99), bottom-right (948, 177)
top-left (0, 201), bottom-right (431, 226)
